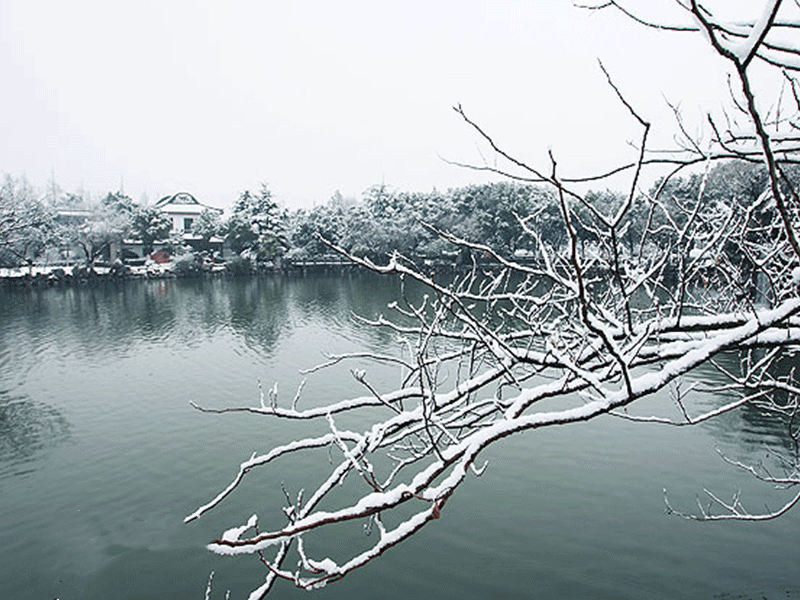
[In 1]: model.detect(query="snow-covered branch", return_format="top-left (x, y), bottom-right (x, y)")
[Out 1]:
top-left (190, 2), bottom-right (800, 597)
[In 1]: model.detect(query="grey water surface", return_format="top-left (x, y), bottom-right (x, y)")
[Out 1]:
top-left (1, 273), bottom-right (798, 600)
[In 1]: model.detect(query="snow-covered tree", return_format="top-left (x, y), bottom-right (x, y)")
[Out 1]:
top-left (100, 190), bottom-right (137, 217)
top-left (0, 175), bottom-right (54, 268)
top-left (226, 184), bottom-right (288, 261)
top-left (192, 208), bottom-right (224, 252)
top-left (188, 2), bottom-right (800, 596)
top-left (130, 205), bottom-right (172, 256)
top-left (55, 191), bottom-right (135, 266)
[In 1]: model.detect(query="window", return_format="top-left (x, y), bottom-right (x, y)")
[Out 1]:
top-left (183, 217), bottom-right (194, 233)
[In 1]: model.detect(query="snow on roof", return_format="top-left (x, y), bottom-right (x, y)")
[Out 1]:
top-left (155, 192), bottom-right (223, 214)
top-left (156, 192), bottom-right (199, 206)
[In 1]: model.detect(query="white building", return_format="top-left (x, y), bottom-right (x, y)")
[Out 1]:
top-left (154, 192), bottom-right (223, 236)
top-left (123, 192), bottom-right (224, 260)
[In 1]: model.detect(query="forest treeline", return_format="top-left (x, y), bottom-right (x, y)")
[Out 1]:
top-left (286, 160), bottom-right (786, 273)
top-left (0, 160), bottom-right (790, 272)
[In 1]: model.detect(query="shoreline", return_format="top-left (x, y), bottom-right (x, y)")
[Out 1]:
top-left (0, 260), bottom-right (381, 288)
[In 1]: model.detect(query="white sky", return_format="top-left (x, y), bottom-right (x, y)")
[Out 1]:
top-left (0, 0), bottom-right (774, 211)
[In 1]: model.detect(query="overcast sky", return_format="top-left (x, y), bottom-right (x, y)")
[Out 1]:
top-left (0, 0), bottom-right (773, 211)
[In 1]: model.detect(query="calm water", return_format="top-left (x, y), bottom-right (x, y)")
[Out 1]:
top-left (1, 273), bottom-right (798, 600)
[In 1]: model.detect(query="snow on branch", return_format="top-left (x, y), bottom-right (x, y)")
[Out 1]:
top-left (191, 2), bottom-right (800, 597)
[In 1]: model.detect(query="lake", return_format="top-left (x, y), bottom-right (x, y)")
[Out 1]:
top-left (1, 273), bottom-right (799, 600)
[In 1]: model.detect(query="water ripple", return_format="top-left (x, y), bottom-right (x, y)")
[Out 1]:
top-left (0, 392), bottom-right (70, 480)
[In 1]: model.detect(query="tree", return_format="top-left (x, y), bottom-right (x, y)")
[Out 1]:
top-left (0, 175), bottom-right (54, 268)
top-left (192, 208), bottom-right (223, 252)
top-left (188, 2), bottom-right (800, 596)
top-left (130, 205), bottom-right (172, 256)
top-left (225, 184), bottom-right (288, 261)
top-left (101, 190), bottom-right (137, 216)
top-left (55, 191), bottom-right (135, 266)
top-left (296, 192), bottom-right (353, 259)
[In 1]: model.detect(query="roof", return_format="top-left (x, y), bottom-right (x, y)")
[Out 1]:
top-left (155, 192), bottom-right (223, 214)
top-left (156, 192), bottom-right (199, 206)
top-left (55, 209), bottom-right (95, 218)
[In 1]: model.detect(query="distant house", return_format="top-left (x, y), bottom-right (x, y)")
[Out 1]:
top-left (155, 192), bottom-right (223, 236)
top-left (122, 192), bottom-right (225, 260)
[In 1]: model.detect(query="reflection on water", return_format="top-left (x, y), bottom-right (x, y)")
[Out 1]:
top-left (685, 349), bottom-right (798, 459)
top-left (0, 274), bottom-right (799, 600)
